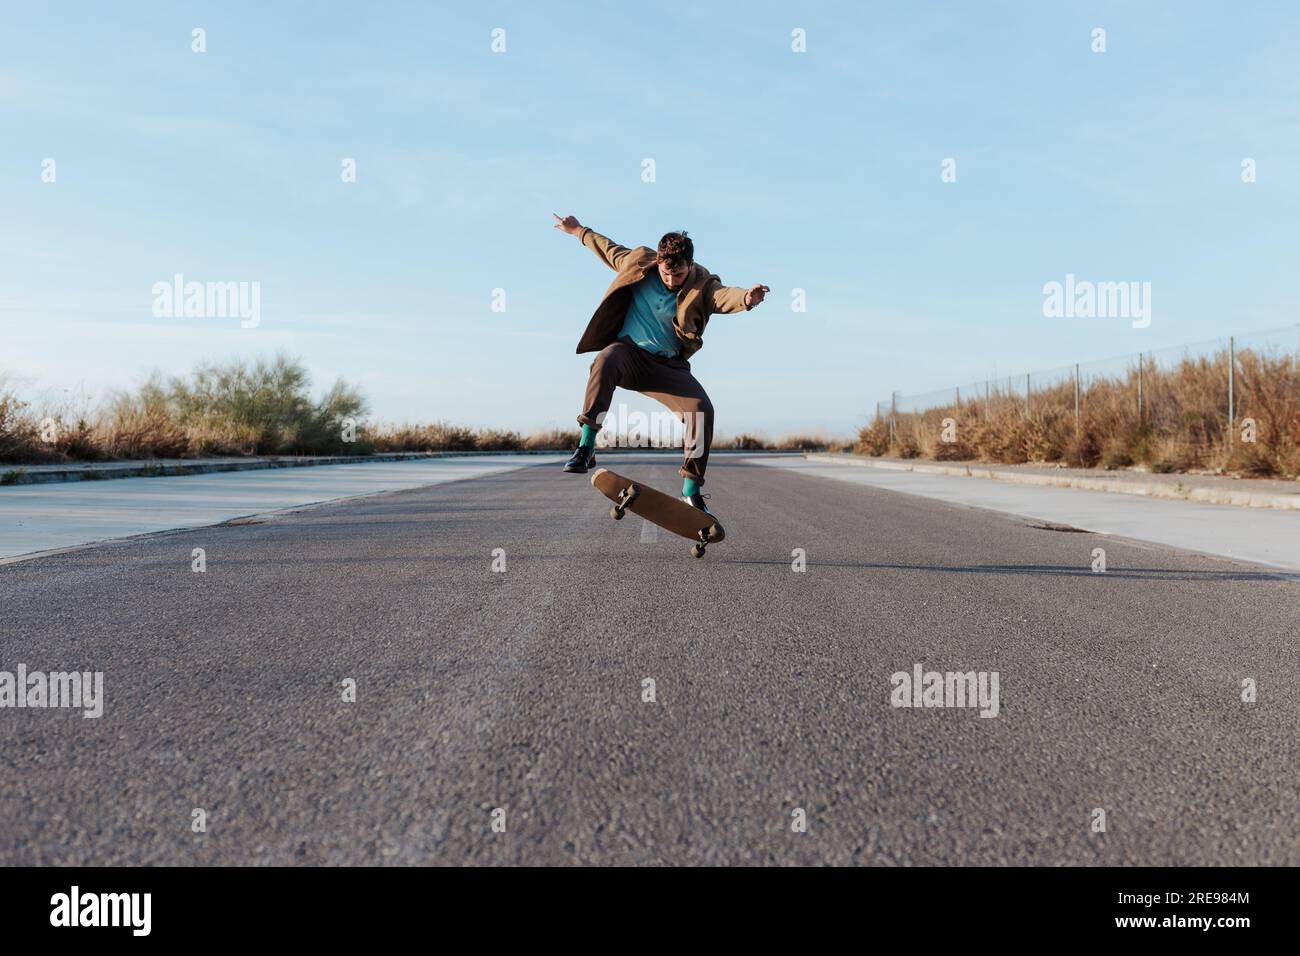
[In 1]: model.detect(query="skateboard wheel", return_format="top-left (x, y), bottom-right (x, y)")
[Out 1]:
top-left (610, 506), bottom-right (624, 520)
top-left (691, 543), bottom-right (706, 558)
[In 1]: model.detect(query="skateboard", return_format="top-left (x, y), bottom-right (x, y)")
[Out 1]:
top-left (591, 467), bottom-right (725, 558)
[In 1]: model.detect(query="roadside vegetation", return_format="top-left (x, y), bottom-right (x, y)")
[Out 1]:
top-left (0, 355), bottom-right (845, 464)
top-left (856, 347), bottom-right (1299, 478)
top-left (2, 356), bottom-right (367, 462)
top-left (720, 432), bottom-right (852, 452)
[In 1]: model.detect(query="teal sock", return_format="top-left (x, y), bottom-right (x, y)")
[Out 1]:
top-left (682, 477), bottom-right (701, 497)
top-left (579, 424), bottom-right (598, 448)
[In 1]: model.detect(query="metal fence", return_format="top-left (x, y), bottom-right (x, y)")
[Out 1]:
top-left (875, 324), bottom-right (1300, 436)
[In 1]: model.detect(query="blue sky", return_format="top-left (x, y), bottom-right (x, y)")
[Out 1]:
top-left (3, 1), bottom-right (1298, 437)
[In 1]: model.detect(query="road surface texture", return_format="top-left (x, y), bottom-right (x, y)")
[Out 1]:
top-left (1, 455), bottom-right (1297, 865)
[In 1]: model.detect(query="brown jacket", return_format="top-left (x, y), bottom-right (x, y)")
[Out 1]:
top-left (574, 227), bottom-right (751, 364)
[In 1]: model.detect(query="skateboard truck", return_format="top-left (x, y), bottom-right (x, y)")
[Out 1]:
top-left (691, 526), bottom-right (719, 559)
top-left (609, 482), bottom-right (640, 520)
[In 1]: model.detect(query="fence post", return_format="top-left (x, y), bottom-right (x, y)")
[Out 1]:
top-left (1025, 373), bottom-right (1031, 417)
top-left (1073, 364), bottom-right (1080, 422)
top-left (984, 380), bottom-right (989, 421)
top-left (1227, 336), bottom-right (1235, 445)
top-left (890, 391), bottom-right (898, 445)
top-left (1137, 355), bottom-right (1144, 422)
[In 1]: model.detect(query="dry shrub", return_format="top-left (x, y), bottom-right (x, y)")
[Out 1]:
top-left (1234, 350), bottom-right (1300, 476)
top-left (0, 386), bottom-right (50, 462)
top-left (727, 433), bottom-right (770, 450)
top-left (1, 357), bottom-right (367, 462)
top-left (476, 428), bottom-right (523, 451)
top-left (894, 430), bottom-right (922, 459)
top-left (524, 428), bottom-right (579, 450)
top-left (858, 345), bottom-right (1298, 478)
top-left (776, 433), bottom-right (839, 451)
top-left (855, 419), bottom-right (890, 456)
top-left (965, 409), bottom-right (1032, 463)
top-left (1065, 426), bottom-right (1102, 469)
top-left (1099, 437), bottom-right (1133, 470)
top-left (96, 389), bottom-right (190, 459)
top-left (53, 417), bottom-right (102, 461)
top-left (372, 422), bottom-right (479, 452)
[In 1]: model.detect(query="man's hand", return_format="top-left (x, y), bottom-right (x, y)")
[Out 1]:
top-left (743, 284), bottom-right (771, 309)
top-left (553, 213), bottom-right (583, 236)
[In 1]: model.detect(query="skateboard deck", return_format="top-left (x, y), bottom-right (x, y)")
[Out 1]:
top-left (591, 467), bottom-right (725, 558)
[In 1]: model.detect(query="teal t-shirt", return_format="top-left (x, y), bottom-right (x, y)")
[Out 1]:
top-left (619, 272), bottom-right (680, 358)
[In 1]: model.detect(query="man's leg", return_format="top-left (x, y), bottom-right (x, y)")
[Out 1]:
top-left (642, 367), bottom-right (714, 490)
top-left (566, 341), bottom-right (643, 473)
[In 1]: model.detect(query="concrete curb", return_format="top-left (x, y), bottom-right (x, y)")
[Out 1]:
top-left (0, 448), bottom-right (798, 487)
top-left (803, 453), bottom-right (1300, 511)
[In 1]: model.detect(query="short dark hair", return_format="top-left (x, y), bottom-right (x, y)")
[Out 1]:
top-left (656, 231), bottom-right (693, 268)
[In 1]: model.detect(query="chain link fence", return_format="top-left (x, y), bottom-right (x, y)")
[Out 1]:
top-left (878, 324), bottom-right (1298, 422)
top-left (870, 324), bottom-right (1300, 474)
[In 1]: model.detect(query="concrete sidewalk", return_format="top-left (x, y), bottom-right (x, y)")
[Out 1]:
top-left (805, 453), bottom-right (1300, 511)
top-left (766, 456), bottom-right (1300, 573)
top-left (0, 450), bottom-right (560, 485)
top-left (0, 454), bottom-right (565, 562)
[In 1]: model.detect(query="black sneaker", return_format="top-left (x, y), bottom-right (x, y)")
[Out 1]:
top-left (563, 444), bottom-right (597, 473)
top-left (682, 492), bottom-right (714, 517)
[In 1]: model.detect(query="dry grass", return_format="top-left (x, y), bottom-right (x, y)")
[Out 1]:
top-left (522, 427), bottom-right (581, 451)
top-left (0, 385), bottom-right (48, 463)
top-left (0, 358), bottom-right (590, 462)
top-left (365, 423), bottom-right (573, 453)
top-left (369, 422), bottom-right (480, 452)
top-left (1, 356), bottom-right (365, 463)
top-left (858, 347), bottom-right (1300, 478)
top-left (717, 431), bottom-right (851, 452)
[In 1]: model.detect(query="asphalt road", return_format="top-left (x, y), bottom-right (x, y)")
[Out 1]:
top-left (1, 454), bottom-right (1297, 865)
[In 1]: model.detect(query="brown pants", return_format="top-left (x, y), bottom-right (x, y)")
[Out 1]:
top-left (577, 339), bottom-right (714, 484)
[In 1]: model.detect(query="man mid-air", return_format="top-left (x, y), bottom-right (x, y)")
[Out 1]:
top-left (553, 213), bottom-right (768, 521)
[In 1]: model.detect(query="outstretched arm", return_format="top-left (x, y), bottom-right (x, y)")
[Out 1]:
top-left (707, 278), bottom-right (771, 314)
top-left (553, 213), bottom-right (638, 272)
